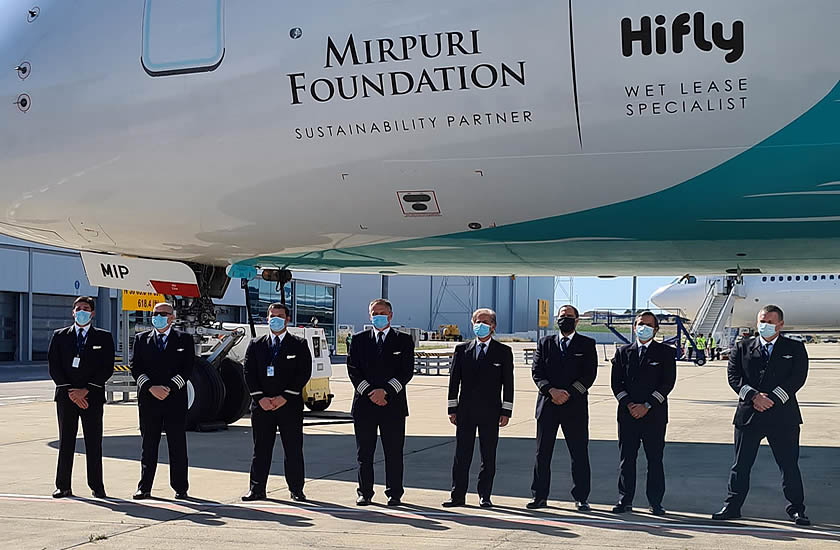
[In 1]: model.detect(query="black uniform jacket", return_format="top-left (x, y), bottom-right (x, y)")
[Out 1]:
top-left (347, 328), bottom-right (414, 419)
top-left (532, 333), bottom-right (598, 419)
top-left (610, 340), bottom-right (677, 424)
top-left (728, 335), bottom-right (808, 428)
top-left (244, 333), bottom-right (312, 410)
top-left (130, 329), bottom-right (195, 407)
top-left (447, 338), bottom-right (514, 419)
top-left (48, 325), bottom-right (115, 404)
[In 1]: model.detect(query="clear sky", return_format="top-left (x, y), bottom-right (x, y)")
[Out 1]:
top-left (553, 276), bottom-right (677, 315)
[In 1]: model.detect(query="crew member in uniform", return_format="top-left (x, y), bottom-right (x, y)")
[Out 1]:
top-left (443, 308), bottom-right (514, 509)
top-left (712, 305), bottom-right (810, 525)
top-left (48, 296), bottom-right (115, 498)
top-left (242, 303), bottom-right (312, 502)
top-left (610, 311), bottom-right (676, 515)
top-left (347, 299), bottom-right (415, 506)
top-left (130, 302), bottom-right (195, 499)
top-left (528, 305), bottom-right (598, 510)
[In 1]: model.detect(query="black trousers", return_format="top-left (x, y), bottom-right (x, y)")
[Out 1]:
top-left (55, 397), bottom-right (104, 492)
top-left (725, 424), bottom-right (805, 514)
top-left (451, 413), bottom-right (500, 499)
top-left (354, 413), bottom-right (406, 499)
top-left (138, 401), bottom-right (188, 493)
top-left (531, 410), bottom-right (591, 501)
top-left (249, 405), bottom-right (305, 493)
top-left (617, 419), bottom-right (666, 507)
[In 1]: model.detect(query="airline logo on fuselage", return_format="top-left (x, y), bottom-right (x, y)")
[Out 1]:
top-left (101, 263), bottom-right (130, 280)
top-left (288, 30), bottom-right (527, 105)
top-left (621, 12), bottom-right (744, 63)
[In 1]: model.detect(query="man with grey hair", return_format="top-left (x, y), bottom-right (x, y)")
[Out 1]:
top-left (712, 305), bottom-right (810, 525)
top-left (347, 299), bottom-right (415, 506)
top-left (443, 308), bottom-right (514, 508)
top-left (130, 302), bottom-right (195, 500)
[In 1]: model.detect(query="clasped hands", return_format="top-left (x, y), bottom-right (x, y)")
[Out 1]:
top-left (626, 402), bottom-right (650, 419)
top-left (258, 396), bottom-right (288, 411)
top-left (68, 388), bottom-right (89, 409)
top-left (752, 392), bottom-right (775, 412)
top-left (549, 388), bottom-right (570, 406)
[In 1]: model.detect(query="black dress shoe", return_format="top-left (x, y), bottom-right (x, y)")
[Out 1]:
top-left (132, 490), bottom-right (151, 500)
top-left (241, 490), bottom-right (266, 502)
top-left (356, 495), bottom-right (372, 506)
top-left (387, 497), bottom-right (402, 507)
top-left (650, 505), bottom-right (666, 516)
top-left (52, 489), bottom-right (72, 499)
top-left (789, 511), bottom-right (811, 526)
top-left (91, 489), bottom-right (107, 499)
top-left (290, 491), bottom-right (307, 502)
top-left (526, 498), bottom-right (547, 510)
top-left (479, 497), bottom-right (493, 509)
top-left (611, 503), bottom-right (633, 513)
top-left (575, 501), bottom-right (591, 512)
top-left (174, 492), bottom-right (189, 500)
top-left (442, 498), bottom-right (465, 508)
top-left (711, 506), bottom-right (741, 520)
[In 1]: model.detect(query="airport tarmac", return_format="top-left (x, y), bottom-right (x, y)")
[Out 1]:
top-left (1, 343), bottom-right (838, 549)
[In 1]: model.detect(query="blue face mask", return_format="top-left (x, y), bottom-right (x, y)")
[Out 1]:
top-left (371, 315), bottom-right (389, 330)
top-left (635, 324), bottom-right (654, 342)
top-left (74, 310), bottom-right (92, 326)
top-left (473, 322), bottom-right (491, 339)
top-left (268, 316), bottom-right (286, 332)
top-left (757, 322), bottom-right (777, 339)
top-left (151, 314), bottom-right (169, 330)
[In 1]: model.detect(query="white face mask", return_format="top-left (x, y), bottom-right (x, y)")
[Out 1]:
top-left (757, 322), bottom-right (777, 339)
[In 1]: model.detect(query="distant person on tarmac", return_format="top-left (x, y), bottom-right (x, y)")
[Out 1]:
top-left (48, 296), bottom-right (114, 499)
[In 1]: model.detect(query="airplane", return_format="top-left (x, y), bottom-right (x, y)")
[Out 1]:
top-left (2, 1), bottom-right (839, 425)
top-left (650, 273), bottom-right (840, 332)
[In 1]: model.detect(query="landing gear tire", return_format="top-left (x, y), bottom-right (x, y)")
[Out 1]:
top-left (217, 358), bottom-right (250, 424)
top-left (186, 358), bottom-right (226, 430)
top-left (305, 396), bottom-right (332, 412)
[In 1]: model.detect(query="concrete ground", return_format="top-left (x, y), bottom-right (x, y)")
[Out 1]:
top-left (1, 343), bottom-right (838, 549)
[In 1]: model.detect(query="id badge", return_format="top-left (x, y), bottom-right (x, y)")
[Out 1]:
top-left (266, 366), bottom-right (275, 377)
top-left (72, 356), bottom-right (81, 369)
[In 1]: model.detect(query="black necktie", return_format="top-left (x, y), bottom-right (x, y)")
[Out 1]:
top-left (157, 334), bottom-right (166, 352)
top-left (272, 336), bottom-right (280, 353)
top-left (561, 337), bottom-right (569, 355)
top-left (761, 343), bottom-right (772, 363)
top-left (377, 331), bottom-right (384, 354)
top-left (76, 330), bottom-right (86, 356)
top-left (478, 343), bottom-right (487, 361)
top-left (639, 346), bottom-right (647, 364)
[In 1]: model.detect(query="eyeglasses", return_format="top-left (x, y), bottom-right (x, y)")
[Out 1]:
top-left (153, 312), bottom-right (172, 317)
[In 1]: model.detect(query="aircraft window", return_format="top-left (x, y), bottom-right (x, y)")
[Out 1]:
top-left (787, 276), bottom-right (793, 281)
top-left (770, 276), bottom-right (776, 281)
top-left (795, 276), bottom-right (800, 281)
top-left (832, 275), bottom-right (836, 280)
top-left (687, 276), bottom-right (696, 284)
top-left (804, 276), bottom-right (809, 281)
top-left (822, 275), bottom-right (827, 280)
top-left (762, 276), bottom-right (767, 282)
top-left (814, 275), bottom-right (818, 280)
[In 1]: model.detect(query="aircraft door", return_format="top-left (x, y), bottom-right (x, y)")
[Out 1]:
top-left (141, 0), bottom-right (225, 76)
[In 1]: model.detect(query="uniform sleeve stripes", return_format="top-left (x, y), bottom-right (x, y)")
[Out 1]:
top-left (88, 383), bottom-right (103, 388)
top-left (284, 390), bottom-right (301, 395)
top-left (537, 379), bottom-right (550, 390)
top-left (357, 380), bottom-right (371, 395)
top-left (772, 386), bottom-right (790, 404)
top-left (652, 391), bottom-right (666, 404)
top-left (136, 374), bottom-right (150, 389)
top-left (502, 401), bottom-right (514, 410)
top-left (388, 378), bottom-right (404, 393)
top-left (171, 375), bottom-right (186, 389)
top-left (447, 399), bottom-right (458, 407)
top-left (250, 390), bottom-right (263, 396)
top-left (572, 381), bottom-right (587, 394)
top-left (615, 390), bottom-right (629, 401)
top-left (739, 385), bottom-right (755, 400)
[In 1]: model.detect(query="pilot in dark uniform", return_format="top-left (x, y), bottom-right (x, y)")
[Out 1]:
top-left (712, 305), bottom-right (810, 525)
top-left (347, 299), bottom-right (414, 506)
top-left (48, 296), bottom-right (115, 498)
top-left (130, 302), bottom-right (195, 499)
top-left (242, 303), bottom-right (312, 502)
top-left (528, 304), bottom-right (598, 511)
top-left (443, 308), bottom-right (514, 508)
top-left (610, 311), bottom-right (676, 515)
